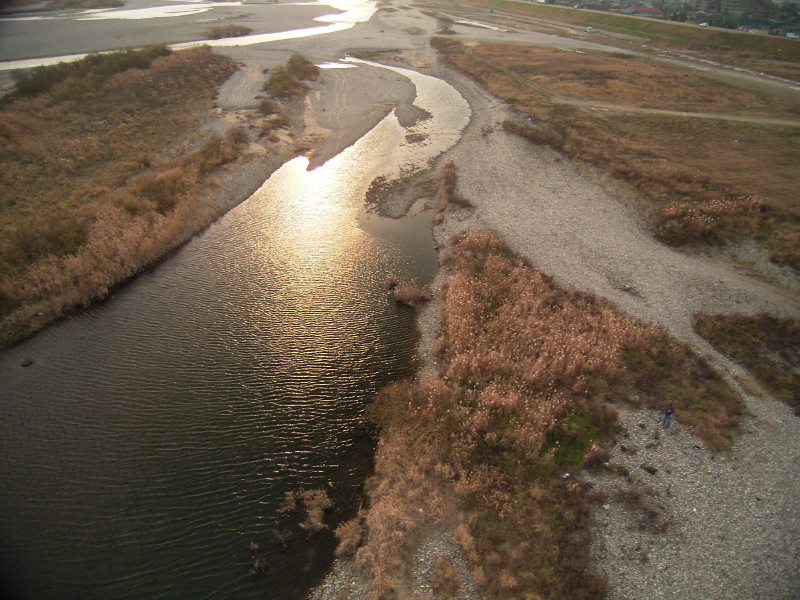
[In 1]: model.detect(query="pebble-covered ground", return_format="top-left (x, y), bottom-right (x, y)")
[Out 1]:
top-left (587, 400), bottom-right (800, 600)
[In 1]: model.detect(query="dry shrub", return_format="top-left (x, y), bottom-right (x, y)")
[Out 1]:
top-left (300, 488), bottom-right (334, 532)
top-left (335, 514), bottom-right (365, 557)
top-left (393, 284), bottom-right (429, 306)
top-left (657, 193), bottom-right (766, 246)
top-left (431, 555), bottom-right (460, 599)
top-left (287, 53), bottom-right (320, 81)
top-left (258, 97), bottom-right (277, 116)
top-left (278, 487), bottom-right (334, 532)
top-left (436, 161), bottom-right (471, 210)
top-left (263, 54), bottom-right (317, 100)
top-left (259, 113), bottom-right (291, 136)
top-left (204, 24), bottom-right (253, 39)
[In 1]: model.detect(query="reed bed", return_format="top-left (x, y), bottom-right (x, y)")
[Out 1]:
top-left (349, 210), bottom-right (742, 597)
top-left (0, 46), bottom-right (240, 345)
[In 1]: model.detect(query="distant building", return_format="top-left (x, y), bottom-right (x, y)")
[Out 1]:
top-left (620, 6), bottom-right (665, 17)
top-left (720, 0), bottom-right (773, 18)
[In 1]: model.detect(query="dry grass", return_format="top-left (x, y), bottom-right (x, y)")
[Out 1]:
top-left (393, 284), bottom-right (429, 306)
top-left (0, 47), bottom-right (240, 345)
top-left (693, 313), bottom-right (800, 414)
top-left (470, 44), bottom-right (800, 118)
top-left (431, 37), bottom-right (800, 270)
top-left (357, 227), bottom-right (741, 599)
top-left (203, 24), bottom-right (253, 40)
top-left (431, 555), bottom-right (459, 599)
top-left (455, 0), bottom-right (800, 66)
top-left (262, 54), bottom-right (319, 99)
top-left (334, 513), bottom-right (366, 558)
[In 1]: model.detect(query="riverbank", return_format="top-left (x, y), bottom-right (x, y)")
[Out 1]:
top-left (4, 2), bottom-right (798, 597)
top-left (307, 6), bottom-right (800, 599)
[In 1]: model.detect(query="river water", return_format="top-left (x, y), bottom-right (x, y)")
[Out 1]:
top-left (0, 56), bottom-right (469, 599)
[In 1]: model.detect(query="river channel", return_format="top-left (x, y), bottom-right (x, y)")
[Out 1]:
top-left (0, 57), bottom-right (470, 599)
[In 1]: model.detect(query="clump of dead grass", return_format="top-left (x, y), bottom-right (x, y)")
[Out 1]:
top-left (392, 284), bottom-right (429, 307)
top-left (357, 229), bottom-right (742, 599)
top-left (204, 24), bottom-right (253, 39)
top-left (279, 487), bottom-right (335, 532)
top-left (263, 54), bottom-right (319, 99)
top-left (431, 555), bottom-right (460, 599)
top-left (436, 161), bottom-right (471, 210)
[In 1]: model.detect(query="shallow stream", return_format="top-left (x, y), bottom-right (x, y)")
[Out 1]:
top-left (0, 59), bottom-right (468, 599)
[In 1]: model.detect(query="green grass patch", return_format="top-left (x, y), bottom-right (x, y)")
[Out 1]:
top-left (693, 313), bottom-right (800, 414)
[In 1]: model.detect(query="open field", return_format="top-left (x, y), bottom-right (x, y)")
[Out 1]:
top-left (447, 0), bottom-right (800, 71)
top-left (431, 37), bottom-right (800, 270)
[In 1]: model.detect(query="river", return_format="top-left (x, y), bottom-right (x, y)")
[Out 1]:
top-left (0, 45), bottom-right (470, 599)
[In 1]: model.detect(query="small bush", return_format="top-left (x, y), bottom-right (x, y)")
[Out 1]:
top-left (258, 98), bottom-right (277, 116)
top-left (299, 488), bottom-right (334, 532)
top-left (432, 555), bottom-right (460, 599)
top-left (263, 66), bottom-right (307, 99)
top-left (259, 113), bottom-right (291, 136)
top-left (436, 161), bottom-right (471, 210)
top-left (334, 515), bottom-right (365, 557)
top-left (393, 284), bottom-right (429, 306)
top-left (286, 53), bottom-right (319, 81)
top-left (203, 25), bottom-right (253, 40)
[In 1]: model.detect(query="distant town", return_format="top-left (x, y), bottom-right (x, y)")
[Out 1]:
top-left (539, 0), bottom-right (800, 35)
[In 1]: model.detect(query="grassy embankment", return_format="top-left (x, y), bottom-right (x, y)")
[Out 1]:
top-left (452, 0), bottom-right (800, 76)
top-left (334, 166), bottom-right (742, 600)
top-left (431, 36), bottom-right (800, 270)
top-left (0, 48), bottom-right (318, 347)
top-left (693, 314), bottom-right (800, 414)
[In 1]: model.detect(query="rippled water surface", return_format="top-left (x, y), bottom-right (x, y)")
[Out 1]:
top-left (0, 62), bottom-right (468, 599)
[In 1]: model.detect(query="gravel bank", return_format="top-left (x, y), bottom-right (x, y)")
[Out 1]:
top-left (587, 401), bottom-right (800, 600)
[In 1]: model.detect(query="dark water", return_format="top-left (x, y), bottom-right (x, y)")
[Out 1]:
top-left (0, 153), bottom-right (436, 600)
top-left (0, 57), bottom-right (469, 599)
